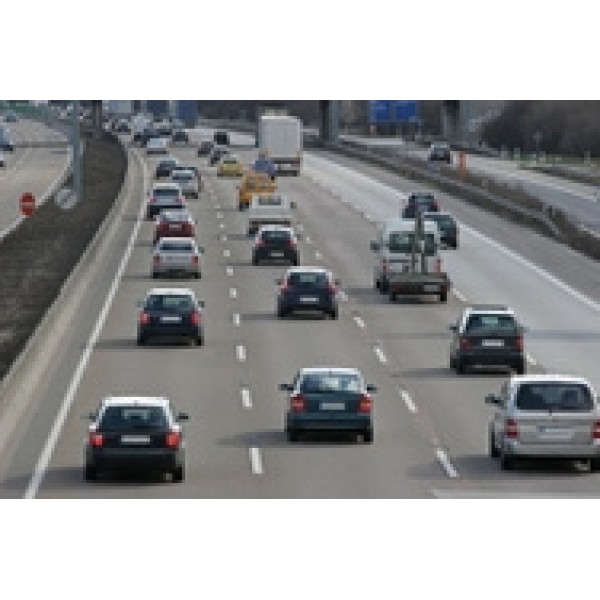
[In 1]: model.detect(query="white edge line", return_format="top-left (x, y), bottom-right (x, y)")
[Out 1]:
top-left (24, 147), bottom-right (147, 499)
top-left (374, 346), bottom-right (387, 364)
top-left (435, 448), bottom-right (459, 478)
top-left (223, 249), bottom-right (231, 257)
top-left (226, 266), bottom-right (234, 276)
top-left (249, 447), bottom-right (264, 475)
top-left (400, 390), bottom-right (417, 414)
top-left (241, 388), bottom-right (252, 409)
top-left (233, 313), bottom-right (241, 326)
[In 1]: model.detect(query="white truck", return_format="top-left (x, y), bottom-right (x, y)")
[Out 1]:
top-left (247, 193), bottom-right (295, 236)
top-left (107, 100), bottom-right (134, 118)
top-left (131, 114), bottom-right (152, 144)
top-left (370, 215), bottom-right (451, 302)
top-left (257, 115), bottom-right (302, 176)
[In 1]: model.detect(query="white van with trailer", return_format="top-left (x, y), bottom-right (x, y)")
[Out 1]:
top-left (370, 216), bottom-right (451, 302)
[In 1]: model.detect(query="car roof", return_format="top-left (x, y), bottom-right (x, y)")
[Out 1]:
top-left (509, 374), bottom-right (593, 387)
top-left (146, 287), bottom-right (196, 297)
top-left (299, 367), bottom-right (362, 377)
top-left (100, 395), bottom-right (171, 408)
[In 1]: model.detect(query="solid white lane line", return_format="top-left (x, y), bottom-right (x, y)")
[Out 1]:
top-left (24, 148), bottom-right (148, 499)
top-left (236, 345), bottom-right (246, 362)
top-left (435, 448), bottom-right (459, 478)
top-left (453, 288), bottom-right (468, 303)
top-left (526, 352), bottom-right (537, 366)
top-left (374, 346), bottom-right (388, 364)
top-left (305, 236), bottom-right (312, 244)
top-left (400, 390), bottom-right (417, 414)
top-left (223, 248), bottom-right (231, 258)
top-left (240, 388), bottom-right (253, 409)
top-left (353, 316), bottom-right (366, 329)
top-left (226, 266), bottom-right (234, 276)
top-left (249, 447), bottom-right (264, 475)
top-left (233, 313), bottom-right (241, 326)
top-left (230, 287), bottom-right (237, 299)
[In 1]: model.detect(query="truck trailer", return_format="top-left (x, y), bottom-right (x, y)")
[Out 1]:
top-left (257, 115), bottom-right (302, 176)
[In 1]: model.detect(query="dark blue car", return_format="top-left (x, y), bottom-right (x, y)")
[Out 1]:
top-left (276, 267), bottom-right (339, 319)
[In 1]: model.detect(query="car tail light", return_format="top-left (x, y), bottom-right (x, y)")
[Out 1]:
top-left (89, 432), bottom-right (104, 447)
top-left (256, 238), bottom-right (266, 247)
top-left (505, 418), bottom-right (518, 439)
top-left (153, 255), bottom-right (160, 265)
top-left (177, 196), bottom-right (185, 204)
top-left (432, 201), bottom-right (440, 211)
top-left (149, 196), bottom-right (156, 203)
top-left (459, 336), bottom-right (472, 350)
top-left (434, 257), bottom-right (442, 273)
top-left (358, 394), bottom-right (372, 413)
top-left (280, 280), bottom-right (289, 293)
top-left (382, 259), bottom-right (389, 273)
top-left (291, 394), bottom-right (305, 413)
top-left (183, 223), bottom-right (192, 235)
top-left (515, 335), bottom-right (524, 351)
top-left (139, 312), bottom-right (150, 325)
top-left (287, 239), bottom-right (297, 249)
top-left (191, 311), bottom-right (201, 326)
top-left (327, 282), bottom-right (337, 295)
top-left (592, 421), bottom-right (600, 439)
top-left (192, 255), bottom-right (199, 265)
top-left (166, 431), bottom-right (181, 448)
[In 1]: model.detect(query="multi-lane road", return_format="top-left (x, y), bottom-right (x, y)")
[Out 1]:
top-left (1, 126), bottom-right (599, 498)
top-left (0, 118), bottom-right (70, 236)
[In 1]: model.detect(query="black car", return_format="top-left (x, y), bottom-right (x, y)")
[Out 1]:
top-left (84, 395), bottom-right (188, 482)
top-left (449, 305), bottom-right (526, 375)
top-left (137, 288), bottom-right (204, 346)
top-left (197, 140), bottom-right (214, 156)
top-left (401, 192), bottom-right (439, 218)
top-left (115, 120), bottom-right (131, 133)
top-left (213, 130), bottom-right (230, 146)
top-left (157, 123), bottom-right (173, 137)
top-left (155, 157), bottom-right (181, 179)
top-left (138, 127), bottom-right (159, 146)
top-left (209, 146), bottom-right (229, 165)
top-left (423, 211), bottom-right (459, 248)
top-left (252, 226), bottom-right (299, 265)
top-left (429, 142), bottom-right (452, 163)
top-left (172, 129), bottom-right (189, 144)
top-left (276, 267), bottom-right (339, 319)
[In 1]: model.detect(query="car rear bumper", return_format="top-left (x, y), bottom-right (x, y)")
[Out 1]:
top-left (138, 324), bottom-right (201, 340)
top-left (253, 249), bottom-right (297, 262)
top-left (287, 414), bottom-right (372, 432)
top-left (503, 440), bottom-right (600, 459)
top-left (88, 448), bottom-right (183, 471)
top-left (459, 351), bottom-right (523, 367)
top-left (388, 279), bottom-right (450, 295)
top-left (279, 298), bottom-right (336, 314)
top-left (152, 265), bottom-right (199, 276)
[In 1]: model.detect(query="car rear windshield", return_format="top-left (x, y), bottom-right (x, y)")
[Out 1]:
top-left (146, 295), bottom-right (195, 311)
top-left (154, 187), bottom-right (179, 198)
top-left (160, 241), bottom-right (194, 252)
top-left (99, 406), bottom-right (168, 431)
top-left (301, 373), bottom-right (361, 394)
top-left (172, 172), bottom-right (193, 181)
top-left (287, 272), bottom-right (329, 287)
top-left (410, 194), bottom-right (434, 204)
top-left (262, 230), bottom-right (290, 241)
top-left (466, 314), bottom-right (517, 332)
top-left (515, 383), bottom-right (594, 412)
top-left (388, 232), bottom-right (437, 255)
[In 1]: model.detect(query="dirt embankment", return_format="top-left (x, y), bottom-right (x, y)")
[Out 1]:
top-left (0, 131), bottom-right (127, 380)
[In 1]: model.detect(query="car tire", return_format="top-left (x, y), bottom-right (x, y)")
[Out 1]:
top-left (389, 291), bottom-right (397, 302)
top-left (329, 309), bottom-right (338, 320)
top-left (172, 465), bottom-right (185, 483)
top-left (440, 290), bottom-right (448, 303)
top-left (152, 271), bottom-right (158, 279)
top-left (194, 272), bottom-right (200, 279)
top-left (515, 361), bottom-right (526, 375)
top-left (238, 203), bottom-right (244, 211)
top-left (252, 257), bottom-right (259, 266)
top-left (456, 359), bottom-right (466, 374)
top-left (137, 335), bottom-right (147, 346)
top-left (196, 336), bottom-right (204, 347)
top-left (449, 355), bottom-right (456, 369)
top-left (287, 429), bottom-right (299, 442)
top-left (500, 450), bottom-right (515, 471)
top-left (489, 429), bottom-right (500, 458)
top-left (84, 463), bottom-right (97, 481)
top-left (292, 258), bottom-right (299, 267)
top-left (590, 458), bottom-right (600, 472)
top-left (363, 429), bottom-right (374, 444)
top-left (277, 307), bottom-right (287, 319)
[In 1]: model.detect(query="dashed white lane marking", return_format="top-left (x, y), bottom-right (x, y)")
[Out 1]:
top-left (236, 344), bottom-right (246, 362)
top-left (249, 447), bottom-right (264, 475)
top-left (215, 204), bottom-right (221, 209)
top-left (435, 448), bottom-right (459, 478)
top-left (526, 353), bottom-right (537, 366)
top-left (315, 250), bottom-right (323, 260)
top-left (240, 388), bottom-right (253, 409)
top-left (230, 287), bottom-right (237, 299)
top-left (219, 222), bottom-right (225, 230)
top-left (297, 224), bottom-right (304, 232)
top-left (353, 316), bottom-right (366, 329)
top-left (221, 234), bottom-right (228, 242)
top-left (400, 390), bottom-right (417, 414)
top-left (226, 266), bottom-right (234, 276)
top-left (223, 248), bottom-right (231, 258)
top-left (305, 236), bottom-right (312, 244)
top-left (338, 290), bottom-right (349, 302)
top-left (453, 288), bottom-right (468, 303)
top-left (374, 346), bottom-right (388, 364)
top-left (233, 313), bottom-right (241, 326)
top-left (216, 212), bottom-right (223, 219)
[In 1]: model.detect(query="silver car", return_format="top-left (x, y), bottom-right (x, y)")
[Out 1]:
top-left (152, 237), bottom-right (202, 279)
top-left (171, 168), bottom-right (199, 199)
top-left (486, 374), bottom-right (600, 471)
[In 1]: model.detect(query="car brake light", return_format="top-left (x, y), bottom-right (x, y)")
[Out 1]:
top-left (291, 394), bottom-right (305, 413)
top-left (153, 255), bottom-right (160, 265)
top-left (149, 196), bottom-right (156, 203)
top-left (89, 432), bottom-right (103, 447)
top-left (166, 431), bottom-right (181, 448)
top-left (256, 239), bottom-right (266, 247)
top-left (382, 259), bottom-right (389, 273)
top-left (327, 282), bottom-right (337, 295)
top-left (191, 311), bottom-right (201, 326)
top-left (593, 421), bottom-right (600, 439)
top-left (192, 255), bottom-right (199, 265)
top-left (358, 394), bottom-right (372, 413)
top-left (139, 312), bottom-right (150, 325)
top-left (280, 280), bottom-right (289, 293)
top-left (287, 239), bottom-right (297, 249)
top-left (515, 335), bottom-right (524, 351)
top-left (177, 196), bottom-right (184, 204)
top-left (505, 418), bottom-right (518, 439)
top-left (459, 336), bottom-right (472, 350)
top-left (434, 258), bottom-right (442, 273)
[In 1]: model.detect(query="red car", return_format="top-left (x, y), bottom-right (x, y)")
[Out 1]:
top-left (153, 209), bottom-right (196, 244)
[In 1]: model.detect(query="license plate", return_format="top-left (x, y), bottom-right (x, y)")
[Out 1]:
top-left (270, 251), bottom-right (284, 257)
top-left (168, 224), bottom-right (182, 231)
top-left (300, 297), bottom-right (319, 303)
top-left (321, 402), bottom-right (345, 411)
top-left (424, 284), bottom-right (439, 292)
top-left (161, 315), bottom-right (182, 323)
top-left (121, 435), bottom-right (150, 444)
top-left (538, 427), bottom-right (573, 440)
top-left (482, 339), bottom-right (504, 347)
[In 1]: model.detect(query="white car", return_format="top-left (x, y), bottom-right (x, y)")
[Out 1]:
top-left (0, 150), bottom-right (5, 167)
top-left (146, 137), bottom-right (168, 155)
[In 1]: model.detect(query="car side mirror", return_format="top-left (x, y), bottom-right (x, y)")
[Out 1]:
top-left (291, 201), bottom-right (297, 209)
top-left (279, 383), bottom-right (293, 391)
top-left (177, 412), bottom-right (189, 421)
top-left (366, 384), bottom-right (377, 393)
top-left (198, 300), bottom-right (205, 308)
top-left (485, 394), bottom-right (500, 405)
top-left (370, 241), bottom-right (380, 252)
top-left (449, 325), bottom-right (457, 331)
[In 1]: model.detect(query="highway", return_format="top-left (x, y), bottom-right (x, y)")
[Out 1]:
top-left (0, 118), bottom-right (70, 236)
top-left (1, 126), bottom-right (600, 498)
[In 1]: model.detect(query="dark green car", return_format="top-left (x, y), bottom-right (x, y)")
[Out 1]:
top-left (280, 367), bottom-right (376, 443)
